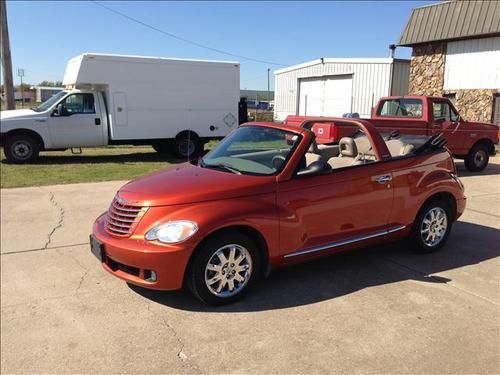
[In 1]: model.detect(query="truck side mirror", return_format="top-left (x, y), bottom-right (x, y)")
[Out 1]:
top-left (52, 105), bottom-right (60, 117)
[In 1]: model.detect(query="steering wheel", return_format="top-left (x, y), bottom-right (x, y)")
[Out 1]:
top-left (271, 155), bottom-right (286, 170)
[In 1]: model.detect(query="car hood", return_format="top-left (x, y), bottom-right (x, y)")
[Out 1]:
top-left (466, 121), bottom-right (499, 132)
top-left (118, 162), bottom-right (276, 207)
top-left (0, 109), bottom-right (38, 120)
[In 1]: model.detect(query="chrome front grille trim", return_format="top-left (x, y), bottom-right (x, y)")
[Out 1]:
top-left (105, 196), bottom-right (146, 236)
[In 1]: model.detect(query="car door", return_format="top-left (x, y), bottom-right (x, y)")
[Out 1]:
top-left (47, 92), bottom-right (105, 148)
top-left (430, 100), bottom-right (464, 151)
top-left (277, 161), bottom-right (394, 259)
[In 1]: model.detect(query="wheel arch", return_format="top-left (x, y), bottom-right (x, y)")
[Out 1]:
top-left (420, 191), bottom-right (457, 221)
top-left (472, 138), bottom-right (495, 155)
top-left (175, 130), bottom-right (200, 141)
top-left (4, 129), bottom-right (46, 150)
top-left (184, 224), bottom-right (270, 286)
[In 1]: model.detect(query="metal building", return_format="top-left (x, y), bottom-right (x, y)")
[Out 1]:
top-left (273, 58), bottom-right (410, 121)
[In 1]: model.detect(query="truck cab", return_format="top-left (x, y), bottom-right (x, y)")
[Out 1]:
top-left (0, 89), bottom-right (108, 163)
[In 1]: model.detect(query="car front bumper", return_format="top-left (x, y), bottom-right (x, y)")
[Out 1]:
top-left (91, 214), bottom-right (195, 291)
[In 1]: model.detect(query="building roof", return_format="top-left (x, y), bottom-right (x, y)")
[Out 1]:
top-left (274, 58), bottom-right (409, 75)
top-left (398, 1), bottom-right (500, 46)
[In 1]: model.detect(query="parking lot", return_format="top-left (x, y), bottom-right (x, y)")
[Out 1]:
top-left (1, 156), bottom-right (499, 374)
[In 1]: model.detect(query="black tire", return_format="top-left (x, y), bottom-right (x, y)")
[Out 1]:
top-left (152, 141), bottom-right (174, 155)
top-left (410, 200), bottom-right (453, 253)
top-left (174, 132), bottom-right (201, 159)
top-left (464, 143), bottom-right (489, 172)
top-left (187, 232), bottom-right (261, 305)
top-left (3, 134), bottom-right (40, 164)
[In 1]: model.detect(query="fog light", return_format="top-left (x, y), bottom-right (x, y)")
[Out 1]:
top-left (145, 270), bottom-right (157, 282)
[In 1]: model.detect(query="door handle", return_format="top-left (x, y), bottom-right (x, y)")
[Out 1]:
top-left (95, 118), bottom-right (101, 126)
top-left (375, 175), bottom-right (392, 184)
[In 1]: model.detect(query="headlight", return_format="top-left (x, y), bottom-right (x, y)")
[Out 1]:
top-left (145, 220), bottom-right (198, 244)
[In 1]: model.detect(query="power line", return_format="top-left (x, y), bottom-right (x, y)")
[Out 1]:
top-left (91, 1), bottom-right (287, 67)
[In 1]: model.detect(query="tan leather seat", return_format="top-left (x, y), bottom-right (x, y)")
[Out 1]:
top-left (386, 139), bottom-right (415, 157)
top-left (317, 144), bottom-right (339, 160)
top-left (328, 137), bottom-right (358, 168)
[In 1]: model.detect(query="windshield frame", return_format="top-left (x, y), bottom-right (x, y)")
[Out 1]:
top-left (201, 125), bottom-right (303, 177)
top-left (32, 90), bottom-right (68, 112)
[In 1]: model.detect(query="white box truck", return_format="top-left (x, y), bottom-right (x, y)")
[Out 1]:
top-left (0, 53), bottom-right (240, 163)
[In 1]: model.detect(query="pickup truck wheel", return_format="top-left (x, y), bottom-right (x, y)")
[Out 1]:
top-left (465, 144), bottom-right (489, 172)
top-left (187, 232), bottom-right (260, 305)
top-left (174, 133), bottom-right (200, 159)
top-left (4, 134), bottom-right (40, 164)
top-left (411, 201), bottom-right (452, 253)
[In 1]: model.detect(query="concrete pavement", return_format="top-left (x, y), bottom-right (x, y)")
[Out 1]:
top-left (1, 158), bottom-right (499, 374)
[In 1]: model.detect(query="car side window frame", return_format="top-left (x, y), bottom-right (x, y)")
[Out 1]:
top-left (58, 93), bottom-right (96, 116)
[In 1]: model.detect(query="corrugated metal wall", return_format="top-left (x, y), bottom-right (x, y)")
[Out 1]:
top-left (274, 59), bottom-right (409, 120)
top-left (391, 61), bottom-right (410, 95)
top-left (444, 36), bottom-right (500, 90)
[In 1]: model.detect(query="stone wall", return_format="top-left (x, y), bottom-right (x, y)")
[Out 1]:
top-left (408, 42), bottom-right (446, 96)
top-left (409, 42), bottom-right (498, 123)
top-left (444, 89), bottom-right (499, 123)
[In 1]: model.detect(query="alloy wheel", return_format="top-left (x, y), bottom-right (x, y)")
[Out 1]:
top-left (420, 207), bottom-right (448, 247)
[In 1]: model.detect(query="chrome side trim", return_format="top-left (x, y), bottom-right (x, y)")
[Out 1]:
top-left (284, 225), bottom-right (407, 258)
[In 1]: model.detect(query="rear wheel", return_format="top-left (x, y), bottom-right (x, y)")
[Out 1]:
top-left (4, 134), bottom-right (40, 163)
top-left (187, 232), bottom-right (261, 305)
top-left (465, 143), bottom-right (489, 172)
top-left (410, 200), bottom-right (453, 253)
top-left (174, 132), bottom-right (201, 159)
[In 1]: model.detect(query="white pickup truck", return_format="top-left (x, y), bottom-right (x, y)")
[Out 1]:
top-left (0, 53), bottom-right (240, 163)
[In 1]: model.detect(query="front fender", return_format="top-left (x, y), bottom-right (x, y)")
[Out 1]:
top-left (0, 118), bottom-right (53, 148)
top-left (133, 193), bottom-right (279, 262)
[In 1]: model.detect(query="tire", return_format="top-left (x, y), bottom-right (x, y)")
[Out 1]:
top-left (174, 132), bottom-right (201, 159)
top-left (464, 143), bottom-right (489, 172)
top-left (187, 232), bottom-right (261, 305)
top-left (152, 141), bottom-right (173, 155)
top-left (410, 200), bottom-right (453, 253)
top-left (3, 134), bottom-right (40, 164)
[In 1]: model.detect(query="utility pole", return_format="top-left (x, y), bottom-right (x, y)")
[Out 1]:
top-left (18, 68), bottom-right (24, 108)
top-left (1, 0), bottom-right (15, 109)
top-left (267, 68), bottom-right (270, 101)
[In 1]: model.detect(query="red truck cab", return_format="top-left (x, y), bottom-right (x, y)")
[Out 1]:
top-left (285, 96), bottom-right (499, 171)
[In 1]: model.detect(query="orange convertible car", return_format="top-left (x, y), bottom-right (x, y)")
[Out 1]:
top-left (91, 118), bottom-right (466, 305)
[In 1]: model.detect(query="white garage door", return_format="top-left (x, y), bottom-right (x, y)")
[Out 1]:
top-left (298, 75), bottom-right (353, 117)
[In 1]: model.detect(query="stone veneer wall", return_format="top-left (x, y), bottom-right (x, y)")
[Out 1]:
top-left (408, 42), bottom-right (446, 96)
top-left (409, 42), bottom-right (499, 123)
top-left (443, 89), bottom-right (499, 123)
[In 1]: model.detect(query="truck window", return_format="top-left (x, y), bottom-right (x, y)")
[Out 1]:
top-left (432, 101), bottom-right (459, 122)
top-left (61, 94), bottom-right (95, 115)
top-left (378, 99), bottom-right (423, 118)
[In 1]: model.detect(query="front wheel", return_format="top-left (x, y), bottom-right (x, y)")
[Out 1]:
top-left (4, 134), bottom-right (40, 163)
top-left (464, 144), bottom-right (489, 172)
top-left (410, 200), bottom-right (453, 253)
top-left (187, 232), bottom-right (261, 305)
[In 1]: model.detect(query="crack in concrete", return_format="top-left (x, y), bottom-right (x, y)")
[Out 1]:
top-left (56, 248), bottom-right (90, 295)
top-left (43, 192), bottom-right (65, 249)
top-left (146, 302), bottom-right (203, 374)
top-left (1, 243), bottom-right (89, 256)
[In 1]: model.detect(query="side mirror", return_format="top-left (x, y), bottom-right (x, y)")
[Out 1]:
top-left (297, 160), bottom-right (332, 177)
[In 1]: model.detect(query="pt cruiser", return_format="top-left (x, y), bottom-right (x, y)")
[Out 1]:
top-left (91, 118), bottom-right (466, 305)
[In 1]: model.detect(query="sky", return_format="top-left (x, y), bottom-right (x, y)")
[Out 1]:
top-left (5, 0), bottom-right (437, 90)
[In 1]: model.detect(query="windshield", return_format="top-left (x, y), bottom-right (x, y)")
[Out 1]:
top-left (32, 91), bottom-right (68, 112)
top-left (201, 126), bottom-right (301, 175)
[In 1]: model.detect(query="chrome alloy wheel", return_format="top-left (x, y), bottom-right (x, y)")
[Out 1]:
top-left (12, 141), bottom-right (33, 160)
top-left (420, 207), bottom-right (448, 247)
top-left (204, 244), bottom-right (253, 298)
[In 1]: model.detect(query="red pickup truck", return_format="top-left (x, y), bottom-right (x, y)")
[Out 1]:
top-left (285, 96), bottom-right (499, 171)
top-left (91, 118), bottom-right (465, 305)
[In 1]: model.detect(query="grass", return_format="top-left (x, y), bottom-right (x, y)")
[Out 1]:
top-left (0, 146), bottom-right (189, 189)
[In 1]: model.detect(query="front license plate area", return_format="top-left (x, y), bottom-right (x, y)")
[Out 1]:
top-left (89, 235), bottom-right (105, 262)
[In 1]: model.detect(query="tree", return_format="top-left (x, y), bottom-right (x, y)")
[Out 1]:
top-left (38, 80), bottom-right (63, 87)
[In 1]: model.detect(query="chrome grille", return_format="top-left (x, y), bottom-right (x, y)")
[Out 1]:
top-left (105, 196), bottom-right (145, 237)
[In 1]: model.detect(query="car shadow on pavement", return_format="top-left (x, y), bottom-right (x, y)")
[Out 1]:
top-left (130, 221), bottom-right (500, 312)
top-left (455, 160), bottom-right (500, 177)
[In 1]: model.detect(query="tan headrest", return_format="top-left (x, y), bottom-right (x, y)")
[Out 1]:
top-left (354, 136), bottom-right (373, 155)
top-left (339, 137), bottom-right (357, 157)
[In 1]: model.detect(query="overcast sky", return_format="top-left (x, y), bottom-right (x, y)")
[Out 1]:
top-left (5, 1), bottom-right (436, 90)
